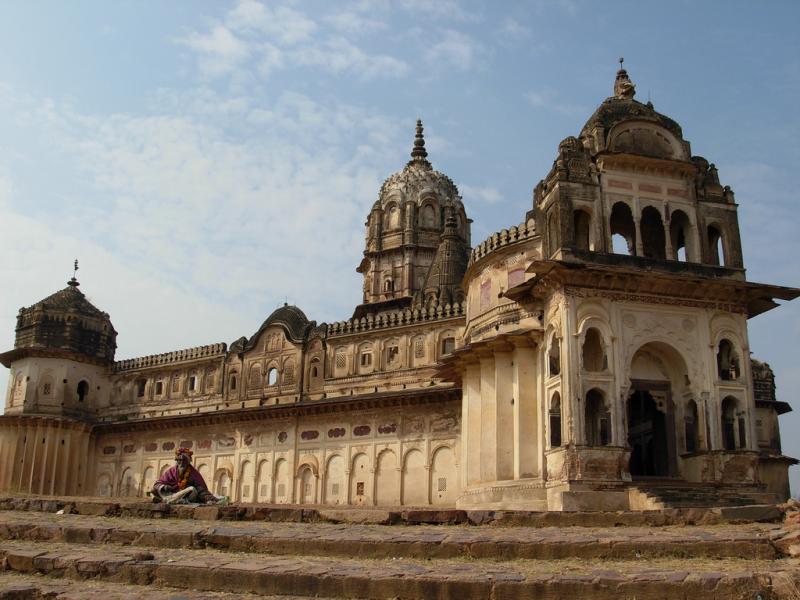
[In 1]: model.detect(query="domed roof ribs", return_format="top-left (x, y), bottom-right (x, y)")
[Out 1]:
top-left (415, 207), bottom-right (469, 308)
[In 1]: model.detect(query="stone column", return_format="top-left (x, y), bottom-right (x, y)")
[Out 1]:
top-left (462, 362), bottom-right (481, 486)
top-left (513, 343), bottom-right (539, 479)
top-left (479, 354), bottom-right (497, 482)
top-left (493, 345), bottom-right (515, 481)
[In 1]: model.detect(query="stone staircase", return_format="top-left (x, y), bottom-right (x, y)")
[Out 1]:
top-left (1, 495), bottom-right (799, 599)
top-left (629, 480), bottom-right (778, 510)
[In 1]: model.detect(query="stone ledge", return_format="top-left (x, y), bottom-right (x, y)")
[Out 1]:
top-left (0, 495), bottom-right (784, 527)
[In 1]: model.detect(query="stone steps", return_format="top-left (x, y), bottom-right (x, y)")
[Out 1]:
top-left (0, 572), bottom-right (327, 599)
top-left (1, 539), bottom-right (798, 600)
top-left (630, 483), bottom-right (777, 509)
top-left (0, 511), bottom-right (783, 561)
top-left (1, 496), bottom-right (799, 598)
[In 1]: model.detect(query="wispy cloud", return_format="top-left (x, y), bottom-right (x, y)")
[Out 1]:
top-left (177, 0), bottom-right (408, 81)
top-left (461, 184), bottom-right (503, 205)
top-left (426, 30), bottom-right (484, 71)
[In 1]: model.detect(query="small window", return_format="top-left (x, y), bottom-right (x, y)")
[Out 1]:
top-left (155, 381), bottom-right (163, 396)
top-left (387, 345), bottom-right (400, 364)
top-left (331, 483), bottom-right (340, 497)
top-left (335, 352), bottom-right (346, 369)
top-left (267, 368), bottom-right (278, 386)
top-left (171, 378), bottom-right (180, 393)
top-left (414, 339), bottom-right (425, 359)
top-left (356, 481), bottom-right (365, 496)
top-left (360, 352), bottom-right (372, 367)
top-left (441, 337), bottom-right (455, 355)
top-left (76, 380), bottom-right (89, 403)
top-left (383, 279), bottom-right (393, 292)
top-left (548, 337), bottom-right (561, 376)
top-left (188, 376), bottom-right (197, 392)
top-left (277, 483), bottom-right (286, 498)
top-left (136, 379), bottom-right (146, 398)
top-left (311, 366), bottom-right (318, 377)
top-left (549, 392), bottom-right (562, 448)
top-left (438, 477), bottom-right (447, 492)
top-left (230, 375), bottom-right (237, 391)
top-left (42, 382), bottom-right (52, 396)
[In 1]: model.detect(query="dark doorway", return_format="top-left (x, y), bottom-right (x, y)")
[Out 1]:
top-left (627, 385), bottom-right (676, 477)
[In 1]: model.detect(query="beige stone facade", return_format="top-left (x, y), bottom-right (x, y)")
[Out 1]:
top-left (1, 67), bottom-right (796, 510)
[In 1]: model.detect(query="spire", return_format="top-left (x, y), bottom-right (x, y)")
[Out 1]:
top-left (614, 57), bottom-right (636, 99)
top-left (67, 258), bottom-right (80, 288)
top-left (408, 119), bottom-right (431, 167)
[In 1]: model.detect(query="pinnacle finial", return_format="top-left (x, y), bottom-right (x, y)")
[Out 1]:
top-left (614, 58), bottom-right (635, 99)
top-left (410, 118), bottom-right (428, 162)
top-left (67, 259), bottom-right (80, 287)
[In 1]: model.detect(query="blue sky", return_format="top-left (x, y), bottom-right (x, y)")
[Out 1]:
top-left (1, 1), bottom-right (799, 491)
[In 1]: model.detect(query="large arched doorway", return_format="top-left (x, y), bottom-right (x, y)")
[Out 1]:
top-left (628, 386), bottom-right (673, 477)
top-left (627, 342), bottom-right (686, 479)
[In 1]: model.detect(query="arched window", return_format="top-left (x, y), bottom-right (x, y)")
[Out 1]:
top-left (549, 392), bottom-right (562, 448)
top-left (76, 380), bottom-right (89, 403)
top-left (135, 379), bottom-right (146, 398)
top-left (383, 279), bottom-right (393, 292)
top-left (441, 337), bottom-right (455, 356)
top-left (610, 202), bottom-right (635, 255)
top-left (685, 400), bottom-right (699, 453)
top-left (721, 396), bottom-right (738, 450)
top-left (581, 328), bottom-right (606, 372)
top-left (640, 206), bottom-right (666, 260)
top-left (669, 210), bottom-right (693, 262)
top-left (573, 210), bottom-right (591, 251)
top-left (717, 339), bottom-right (739, 381)
top-left (386, 205), bottom-right (400, 229)
top-left (421, 204), bottom-right (435, 228)
top-left (548, 335), bottom-right (561, 376)
top-left (547, 212), bottom-right (559, 256)
top-left (267, 368), bottom-right (278, 386)
top-left (585, 389), bottom-right (610, 446)
top-left (708, 225), bottom-right (725, 266)
top-left (230, 374), bottom-right (237, 391)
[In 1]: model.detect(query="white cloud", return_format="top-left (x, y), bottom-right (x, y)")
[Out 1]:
top-left (461, 184), bottom-right (503, 205)
top-left (291, 37), bottom-right (409, 78)
top-left (176, 1), bottom-right (408, 81)
top-left (426, 30), bottom-right (483, 71)
top-left (226, 1), bottom-right (318, 45)
top-left (325, 11), bottom-right (387, 34)
top-left (398, 0), bottom-right (480, 22)
top-left (499, 17), bottom-right (530, 40)
top-left (176, 25), bottom-right (250, 77)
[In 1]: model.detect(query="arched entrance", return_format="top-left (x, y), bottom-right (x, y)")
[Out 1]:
top-left (627, 342), bottom-right (686, 479)
top-left (628, 385), bottom-right (674, 477)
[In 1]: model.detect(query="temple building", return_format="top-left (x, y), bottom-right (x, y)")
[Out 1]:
top-left (1, 66), bottom-right (797, 510)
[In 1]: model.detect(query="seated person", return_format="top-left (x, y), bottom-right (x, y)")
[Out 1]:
top-left (152, 447), bottom-right (222, 504)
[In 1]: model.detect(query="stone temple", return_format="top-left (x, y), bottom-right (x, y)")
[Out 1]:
top-left (1, 65), bottom-right (797, 511)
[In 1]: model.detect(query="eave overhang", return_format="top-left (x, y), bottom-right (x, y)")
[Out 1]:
top-left (92, 386), bottom-right (461, 435)
top-left (504, 258), bottom-right (799, 318)
top-left (0, 347), bottom-right (112, 369)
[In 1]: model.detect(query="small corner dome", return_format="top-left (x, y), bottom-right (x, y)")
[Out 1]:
top-left (11, 277), bottom-right (117, 362)
top-left (252, 304), bottom-right (311, 345)
top-left (378, 119), bottom-right (460, 208)
top-left (580, 63), bottom-right (688, 161)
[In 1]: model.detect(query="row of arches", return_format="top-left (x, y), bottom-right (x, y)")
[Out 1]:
top-left (548, 389), bottom-right (748, 465)
top-left (103, 445), bottom-right (459, 506)
top-left (548, 327), bottom-right (744, 383)
top-left (571, 203), bottom-right (731, 266)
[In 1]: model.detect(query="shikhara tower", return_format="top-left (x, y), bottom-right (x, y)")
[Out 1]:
top-left (1, 66), bottom-right (796, 510)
